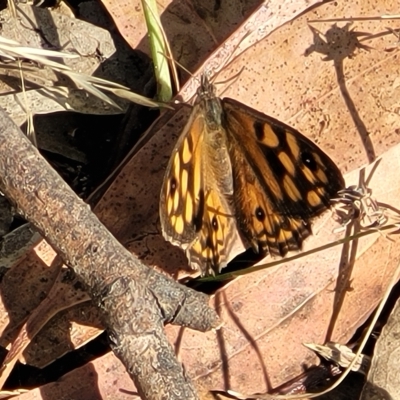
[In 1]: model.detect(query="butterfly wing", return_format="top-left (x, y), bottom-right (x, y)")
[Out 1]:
top-left (222, 98), bottom-right (345, 257)
top-left (160, 102), bottom-right (244, 274)
top-left (160, 105), bottom-right (202, 248)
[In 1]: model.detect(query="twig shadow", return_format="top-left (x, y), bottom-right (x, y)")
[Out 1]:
top-left (305, 23), bottom-right (376, 163)
top-left (214, 290), bottom-right (272, 392)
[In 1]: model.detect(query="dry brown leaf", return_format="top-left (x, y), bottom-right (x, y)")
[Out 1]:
top-left (99, 0), bottom-right (259, 70)
top-left (9, 351), bottom-right (137, 400)
top-left (99, 0), bottom-right (321, 74)
top-left (0, 241), bottom-right (102, 374)
top-left (0, 4), bottom-right (115, 76)
top-left (0, 5), bottom-right (128, 124)
top-left (361, 296), bottom-right (400, 399)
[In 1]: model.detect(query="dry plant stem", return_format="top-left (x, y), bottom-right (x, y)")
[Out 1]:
top-left (0, 107), bottom-right (218, 400)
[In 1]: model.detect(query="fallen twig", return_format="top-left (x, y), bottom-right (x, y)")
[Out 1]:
top-left (0, 107), bottom-right (220, 399)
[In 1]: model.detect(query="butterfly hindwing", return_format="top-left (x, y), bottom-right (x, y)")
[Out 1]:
top-left (188, 188), bottom-right (242, 274)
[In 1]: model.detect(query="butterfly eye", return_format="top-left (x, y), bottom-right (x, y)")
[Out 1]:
top-left (301, 151), bottom-right (318, 171)
top-left (255, 206), bottom-right (266, 221)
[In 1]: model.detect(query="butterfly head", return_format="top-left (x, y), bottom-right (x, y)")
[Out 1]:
top-left (197, 74), bottom-right (224, 131)
top-left (198, 74), bottom-right (215, 100)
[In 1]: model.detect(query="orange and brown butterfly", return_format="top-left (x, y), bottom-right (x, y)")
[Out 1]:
top-left (159, 74), bottom-right (345, 275)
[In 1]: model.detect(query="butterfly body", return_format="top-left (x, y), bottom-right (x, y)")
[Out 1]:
top-left (160, 75), bottom-right (345, 275)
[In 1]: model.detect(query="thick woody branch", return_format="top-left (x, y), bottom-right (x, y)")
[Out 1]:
top-left (0, 108), bottom-right (220, 400)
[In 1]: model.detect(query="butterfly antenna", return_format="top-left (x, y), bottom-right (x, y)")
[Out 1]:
top-left (214, 66), bottom-right (245, 97)
top-left (210, 29), bottom-right (252, 83)
top-left (160, 53), bottom-right (197, 89)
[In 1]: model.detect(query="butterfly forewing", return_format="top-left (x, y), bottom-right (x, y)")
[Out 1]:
top-left (160, 105), bottom-right (203, 247)
top-left (223, 98), bottom-right (345, 257)
top-left (160, 98), bottom-right (245, 274)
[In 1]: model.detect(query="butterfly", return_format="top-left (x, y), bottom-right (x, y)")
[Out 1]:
top-left (160, 74), bottom-right (345, 275)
